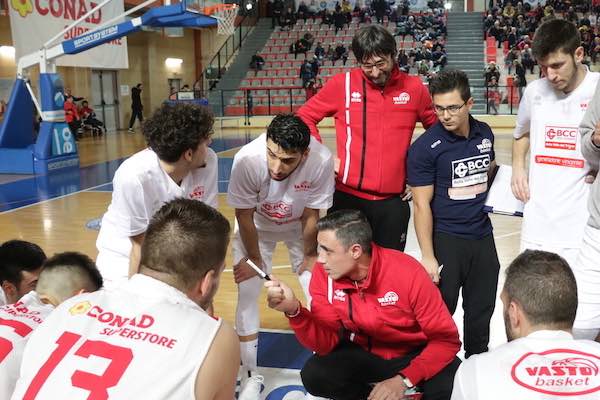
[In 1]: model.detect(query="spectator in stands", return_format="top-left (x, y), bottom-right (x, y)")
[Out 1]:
top-left (271, 0), bottom-right (284, 28)
top-left (325, 44), bottom-right (335, 62)
top-left (309, 55), bottom-right (320, 77)
top-left (308, 0), bottom-right (318, 16)
top-left (503, 2), bottom-right (516, 18)
top-left (333, 9), bottom-right (346, 34)
top-left (486, 76), bottom-right (501, 115)
top-left (341, 0), bottom-right (352, 14)
top-left (505, 46), bottom-right (519, 74)
top-left (291, 38), bottom-right (308, 59)
top-left (281, 7), bottom-right (296, 30)
top-left (432, 44), bottom-right (447, 69)
top-left (250, 52), bottom-right (265, 71)
top-left (372, 0), bottom-right (386, 23)
top-left (314, 42), bottom-right (325, 60)
top-left (305, 79), bottom-right (318, 100)
top-left (566, 5), bottom-right (579, 24)
top-left (507, 26), bottom-right (518, 48)
top-left (514, 60), bottom-right (527, 98)
top-left (484, 62), bottom-right (500, 85)
top-left (79, 100), bottom-right (105, 136)
top-left (333, 42), bottom-right (348, 65)
top-left (302, 32), bottom-right (315, 50)
top-left (591, 36), bottom-right (600, 63)
top-left (521, 44), bottom-right (535, 73)
top-left (322, 10), bottom-right (333, 28)
top-left (297, 0), bottom-right (309, 21)
top-left (64, 95), bottom-right (82, 140)
top-left (398, 49), bottom-right (409, 71)
top-left (300, 59), bottom-right (315, 88)
top-left (488, 20), bottom-right (505, 48)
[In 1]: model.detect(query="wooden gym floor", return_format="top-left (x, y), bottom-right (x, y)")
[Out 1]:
top-left (0, 118), bottom-right (521, 352)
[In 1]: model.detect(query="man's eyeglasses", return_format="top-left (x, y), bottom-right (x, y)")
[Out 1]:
top-left (433, 100), bottom-right (468, 116)
top-left (360, 60), bottom-right (389, 72)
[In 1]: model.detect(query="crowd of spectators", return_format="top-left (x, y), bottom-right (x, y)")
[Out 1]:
top-left (483, 0), bottom-right (600, 113)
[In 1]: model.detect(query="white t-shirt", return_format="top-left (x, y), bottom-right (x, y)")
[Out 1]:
top-left (227, 133), bottom-right (335, 232)
top-left (514, 71), bottom-right (599, 248)
top-left (452, 330), bottom-right (600, 400)
top-left (11, 275), bottom-right (221, 400)
top-left (96, 148), bottom-right (218, 280)
top-left (0, 291), bottom-right (53, 399)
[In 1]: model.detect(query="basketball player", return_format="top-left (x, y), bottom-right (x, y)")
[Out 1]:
top-left (0, 252), bottom-right (103, 398)
top-left (0, 240), bottom-right (46, 306)
top-left (11, 198), bottom-right (239, 400)
top-left (227, 114), bottom-right (334, 399)
top-left (511, 19), bottom-right (599, 269)
top-left (96, 102), bottom-right (217, 287)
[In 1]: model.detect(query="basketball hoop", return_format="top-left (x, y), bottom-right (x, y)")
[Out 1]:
top-left (206, 4), bottom-right (238, 36)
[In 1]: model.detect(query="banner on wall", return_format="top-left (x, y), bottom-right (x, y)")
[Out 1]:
top-left (8, 0), bottom-right (129, 69)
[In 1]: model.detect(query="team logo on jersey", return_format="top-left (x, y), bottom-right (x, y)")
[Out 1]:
top-left (189, 185), bottom-right (205, 200)
top-left (351, 92), bottom-right (362, 103)
top-left (294, 181), bottom-right (311, 192)
top-left (581, 102), bottom-right (589, 111)
top-left (260, 202), bottom-right (293, 219)
top-left (333, 289), bottom-right (346, 302)
top-left (511, 349), bottom-right (600, 396)
top-left (476, 138), bottom-right (492, 153)
top-left (393, 92), bottom-right (410, 105)
top-left (69, 301), bottom-right (92, 315)
top-left (452, 155), bottom-right (490, 179)
top-left (377, 291), bottom-right (399, 306)
top-left (545, 126), bottom-right (578, 150)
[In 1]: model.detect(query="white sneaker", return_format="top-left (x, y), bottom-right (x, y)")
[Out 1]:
top-left (238, 374), bottom-right (264, 400)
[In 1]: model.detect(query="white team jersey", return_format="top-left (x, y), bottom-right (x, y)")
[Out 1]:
top-left (227, 133), bottom-right (334, 232)
top-left (452, 330), bottom-right (600, 400)
top-left (514, 71), bottom-right (599, 248)
top-left (96, 148), bottom-right (218, 281)
top-left (0, 291), bottom-right (53, 399)
top-left (11, 274), bottom-right (221, 400)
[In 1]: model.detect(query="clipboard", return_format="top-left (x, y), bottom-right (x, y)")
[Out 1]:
top-left (484, 164), bottom-right (524, 217)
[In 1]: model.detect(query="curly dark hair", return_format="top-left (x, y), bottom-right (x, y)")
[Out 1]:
top-left (143, 103), bottom-right (214, 163)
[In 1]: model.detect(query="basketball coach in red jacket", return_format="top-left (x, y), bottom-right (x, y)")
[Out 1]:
top-left (266, 210), bottom-right (461, 400)
top-left (297, 25), bottom-right (437, 251)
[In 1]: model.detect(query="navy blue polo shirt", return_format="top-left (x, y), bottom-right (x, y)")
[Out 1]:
top-left (407, 116), bottom-right (495, 239)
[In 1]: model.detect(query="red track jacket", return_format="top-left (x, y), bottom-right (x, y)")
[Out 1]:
top-left (288, 244), bottom-right (460, 385)
top-left (297, 67), bottom-right (437, 200)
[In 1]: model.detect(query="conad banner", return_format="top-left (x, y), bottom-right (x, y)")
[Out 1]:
top-left (8, 0), bottom-right (129, 69)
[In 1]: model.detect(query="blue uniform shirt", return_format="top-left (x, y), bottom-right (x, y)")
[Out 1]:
top-left (407, 116), bottom-right (495, 239)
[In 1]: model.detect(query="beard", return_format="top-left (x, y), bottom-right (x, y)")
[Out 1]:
top-left (504, 308), bottom-right (516, 342)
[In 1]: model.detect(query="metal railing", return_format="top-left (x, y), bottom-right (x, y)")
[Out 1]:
top-left (483, 85), bottom-right (522, 115)
top-left (196, 15), bottom-right (258, 93)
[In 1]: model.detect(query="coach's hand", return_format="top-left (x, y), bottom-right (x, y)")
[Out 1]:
top-left (511, 167), bottom-right (530, 202)
top-left (421, 256), bottom-right (440, 285)
top-left (592, 121), bottom-right (600, 147)
top-left (265, 276), bottom-right (299, 315)
top-left (401, 185), bottom-right (413, 201)
top-left (368, 375), bottom-right (406, 400)
top-left (233, 257), bottom-right (263, 284)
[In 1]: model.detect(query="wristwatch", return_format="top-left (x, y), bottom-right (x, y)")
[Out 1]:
top-left (398, 373), bottom-right (414, 389)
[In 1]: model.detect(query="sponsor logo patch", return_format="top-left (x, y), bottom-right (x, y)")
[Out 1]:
top-left (333, 289), bottom-right (346, 302)
top-left (535, 155), bottom-right (584, 169)
top-left (544, 126), bottom-right (577, 151)
top-left (189, 185), bottom-right (205, 200)
top-left (393, 92), bottom-right (410, 105)
top-left (294, 181), bottom-right (311, 192)
top-left (260, 201), bottom-right (293, 219)
top-left (351, 91), bottom-right (362, 103)
top-left (511, 349), bottom-right (600, 396)
top-left (430, 139), bottom-right (441, 149)
top-left (477, 138), bottom-right (492, 153)
top-left (377, 291), bottom-right (399, 306)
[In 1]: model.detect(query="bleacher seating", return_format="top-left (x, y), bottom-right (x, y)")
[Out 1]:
top-left (225, 13), bottom-right (446, 116)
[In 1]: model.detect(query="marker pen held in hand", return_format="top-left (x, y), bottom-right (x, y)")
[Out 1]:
top-left (246, 259), bottom-right (271, 281)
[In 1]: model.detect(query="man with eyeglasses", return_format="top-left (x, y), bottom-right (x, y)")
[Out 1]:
top-left (407, 70), bottom-right (501, 358)
top-left (297, 24), bottom-right (437, 253)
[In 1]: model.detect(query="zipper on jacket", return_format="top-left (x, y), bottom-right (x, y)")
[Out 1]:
top-left (348, 295), bottom-right (354, 322)
top-left (357, 79), bottom-right (367, 190)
